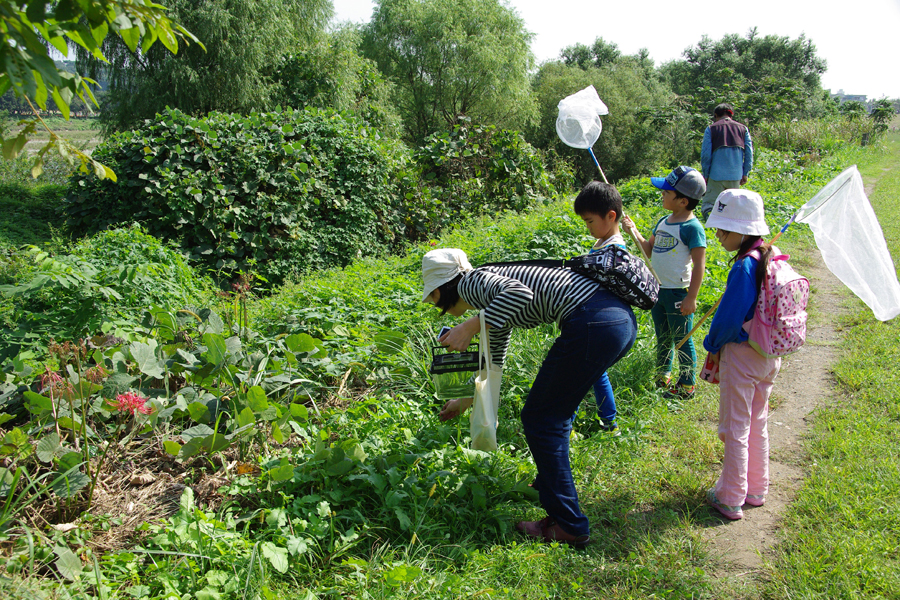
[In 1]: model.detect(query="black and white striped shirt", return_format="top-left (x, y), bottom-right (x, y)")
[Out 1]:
top-left (457, 265), bottom-right (601, 366)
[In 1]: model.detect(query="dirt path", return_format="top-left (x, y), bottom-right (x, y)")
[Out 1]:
top-left (700, 175), bottom-right (882, 589)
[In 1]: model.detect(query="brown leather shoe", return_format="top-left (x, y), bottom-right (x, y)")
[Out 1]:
top-left (515, 516), bottom-right (591, 549)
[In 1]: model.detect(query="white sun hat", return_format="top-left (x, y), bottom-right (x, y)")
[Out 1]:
top-left (422, 248), bottom-right (473, 302)
top-left (705, 189), bottom-right (770, 236)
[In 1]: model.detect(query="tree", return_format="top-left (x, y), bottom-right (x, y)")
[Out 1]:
top-left (560, 38), bottom-right (621, 70)
top-left (361, 0), bottom-right (537, 143)
top-left (0, 0), bottom-right (202, 179)
top-left (272, 26), bottom-right (402, 137)
top-left (869, 98), bottom-right (895, 134)
top-left (79, 0), bottom-right (332, 133)
top-left (661, 29), bottom-right (828, 121)
top-left (840, 100), bottom-right (867, 121)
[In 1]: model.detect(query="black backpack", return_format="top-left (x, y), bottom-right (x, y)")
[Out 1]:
top-left (481, 245), bottom-right (659, 310)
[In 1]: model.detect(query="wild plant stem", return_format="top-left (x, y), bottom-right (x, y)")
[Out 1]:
top-left (84, 433), bottom-right (116, 514)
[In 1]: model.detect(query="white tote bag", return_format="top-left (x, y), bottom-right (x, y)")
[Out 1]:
top-left (469, 311), bottom-right (502, 451)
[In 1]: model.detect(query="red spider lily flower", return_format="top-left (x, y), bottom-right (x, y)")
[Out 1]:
top-left (113, 392), bottom-right (153, 416)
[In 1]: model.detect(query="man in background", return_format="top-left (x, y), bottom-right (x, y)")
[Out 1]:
top-left (700, 103), bottom-right (753, 220)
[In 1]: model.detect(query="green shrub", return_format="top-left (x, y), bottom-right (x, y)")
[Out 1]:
top-left (400, 121), bottom-right (561, 239)
top-left (0, 183), bottom-right (68, 248)
top-left (0, 153), bottom-right (77, 188)
top-left (70, 224), bottom-right (213, 309)
top-left (754, 117), bottom-right (878, 154)
top-left (65, 107), bottom-right (412, 285)
top-left (417, 121), bottom-right (559, 211)
top-left (0, 225), bottom-right (214, 359)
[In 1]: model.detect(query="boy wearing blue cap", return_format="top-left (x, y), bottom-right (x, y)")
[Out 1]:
top-left (623, 166), bottom-right (707, 399)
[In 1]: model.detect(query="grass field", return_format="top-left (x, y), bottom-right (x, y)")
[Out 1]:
top-left (8, 115), bottom-right (102, 153)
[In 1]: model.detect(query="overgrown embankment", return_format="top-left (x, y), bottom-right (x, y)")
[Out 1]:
top-left (0, 137), bottom-right (886, 599)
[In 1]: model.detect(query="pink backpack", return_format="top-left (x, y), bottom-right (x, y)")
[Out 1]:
top-left (742, 247), bottom-right (809, 358)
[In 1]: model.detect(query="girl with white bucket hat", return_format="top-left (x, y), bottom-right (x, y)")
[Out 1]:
top-left (702, 189), bottom-right (779, 520)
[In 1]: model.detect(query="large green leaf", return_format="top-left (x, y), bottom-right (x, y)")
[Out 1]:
top-left (236, 407), bottom-right (255, 428)
top-left (373, 330), bottom-right (405, 355)
top-left (51, 469), bottom-right (90, 498)
top-left (285, 333), bottom-right (317, 354)
top-left (24, 391), bottom-right (53, 414)
top-left (261, 542), bottom-right (288, 574)
top-left (289, 403), bottom-right (309, 421)
top-left (101, 373), bottom-right (137, 399)
top-left (187, 401), bottom-right (210, 423)
top-left (180, 424), bottom-right (215, 441)
top-left (36, 433), bottom-right (61, 463)
top-left (129, 340), bottom-right (165, 379)
top-left (268, 460), bottom-right (294, 483)
top-left (54, 546), bottom-right (83, 581)
top-left (201, 333), bottom-right (227, 367)
top-left (247, 386), bottom-right (268, 412)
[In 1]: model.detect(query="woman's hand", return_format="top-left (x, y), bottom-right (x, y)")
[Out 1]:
top-left (709, 351), bottom-right (721, 366)
top-left (439, 397), bottom-right (474, 421)
top-left (438, 316), bottom-right (480, 351)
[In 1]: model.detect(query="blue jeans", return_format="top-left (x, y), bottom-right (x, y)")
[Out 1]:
top-left (593, 372), bottom-right (616, 427)
top-left (521, 287), bottom-right (637, 537)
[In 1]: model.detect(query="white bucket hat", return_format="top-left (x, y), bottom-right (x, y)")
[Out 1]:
top-left (705, 189), bottom-right (770, 236)
top-left (422, 248), bottom-right (473, 302)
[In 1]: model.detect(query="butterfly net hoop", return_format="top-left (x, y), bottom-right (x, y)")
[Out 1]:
top-left (796, 164), bottom-right (900, 321)
top-left (555, 85), bottom-right (609, 149)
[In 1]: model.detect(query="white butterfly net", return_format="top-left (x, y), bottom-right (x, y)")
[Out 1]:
top-left (555, 85), bottom-right (609, 150)
top-left (796, 165), bottom-right (900, 321)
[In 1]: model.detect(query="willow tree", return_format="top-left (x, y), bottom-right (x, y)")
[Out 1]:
top-left (79, 0), bottom-right (332, 133)
top-left (362, 0), bottom-right (536, 143)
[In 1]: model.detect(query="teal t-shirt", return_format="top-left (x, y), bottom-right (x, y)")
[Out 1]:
top-left (651, 216), bottom-right (706, 289)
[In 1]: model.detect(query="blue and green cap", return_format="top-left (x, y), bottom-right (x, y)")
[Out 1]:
top-left (650, 166), bottom-right (706, 201)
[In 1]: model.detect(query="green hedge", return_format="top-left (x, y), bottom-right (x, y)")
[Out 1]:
top-left (0, 225), bottom-right (214, 358)
top-left (65, 107), bottom-right (413, 284)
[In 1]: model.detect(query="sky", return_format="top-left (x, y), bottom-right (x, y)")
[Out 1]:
top-left (331, 0), bottom-right (900, 100)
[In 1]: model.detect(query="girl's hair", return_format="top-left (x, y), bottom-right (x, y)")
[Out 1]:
top-left (730, 235), bottom-right (773, 294)
top-left (434, 274), bottom-right (463, 315)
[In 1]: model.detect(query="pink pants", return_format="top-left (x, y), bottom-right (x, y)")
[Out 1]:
top-left (714, 341), bottom-right (781, 507)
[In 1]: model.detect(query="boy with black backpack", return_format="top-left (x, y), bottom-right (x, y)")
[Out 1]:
top-left (623, 166), bottom-right (707, 400)
top-left (572, 181), bottom-right (629, 433)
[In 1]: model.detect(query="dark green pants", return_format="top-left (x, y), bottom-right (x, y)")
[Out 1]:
top-left (651, 287), bottom-right (696, 386)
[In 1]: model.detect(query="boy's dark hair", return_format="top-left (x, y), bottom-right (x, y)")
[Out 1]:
top-left (573, 181), bottom-right (623, 220)
top-left (434, 274), bottom-right (463, 315)
top-left (714, 103), bottom-right (735, 118)
top-left (673, 190), bottom-right (701, 211)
